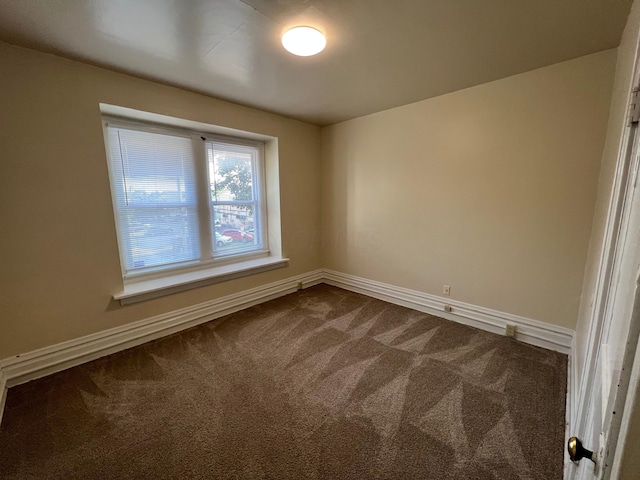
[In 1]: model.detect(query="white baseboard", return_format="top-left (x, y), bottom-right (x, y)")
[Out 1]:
top-left (322, 269), bottom-right (574, 354)
top-left (0, 269), bottom-right (323, 391)
top-left (0, 370), bottom-right (7, 427)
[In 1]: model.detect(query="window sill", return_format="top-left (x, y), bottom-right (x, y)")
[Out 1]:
top-left (113, 256), bottom-right (289, 305)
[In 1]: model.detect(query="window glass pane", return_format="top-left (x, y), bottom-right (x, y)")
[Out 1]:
top-left (208, 142), bottom-right (255, 202)
top-left (208, 140), bottom-right (262, 255)
top-left (212, 205), bottom-right (258, 254)
top-left (107, 127), bottom-right (200, 272)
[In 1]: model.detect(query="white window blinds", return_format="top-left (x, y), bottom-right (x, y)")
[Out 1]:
top-left (106, 126), bottom-right (200, 274)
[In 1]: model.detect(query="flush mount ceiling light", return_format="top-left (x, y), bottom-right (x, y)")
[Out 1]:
top-left (282, 26), bottom-right (326, 56)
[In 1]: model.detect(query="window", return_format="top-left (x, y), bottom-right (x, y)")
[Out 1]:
top-left (103, 113), bottom-right (285, 303)
top-left (207, 140), bottom-right (265, 256)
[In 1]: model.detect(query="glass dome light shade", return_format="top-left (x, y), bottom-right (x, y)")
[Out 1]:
top-left (282, 27), bottom-right (326, 56)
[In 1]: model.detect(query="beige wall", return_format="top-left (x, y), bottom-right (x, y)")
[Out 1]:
top-left (0, 43), bottom-right (322, 359)
top-left (321, 51), bottom-right (616, 329)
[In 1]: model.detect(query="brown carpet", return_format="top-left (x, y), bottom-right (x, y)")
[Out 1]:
top-left (0, 284), bottom-right (567, 479)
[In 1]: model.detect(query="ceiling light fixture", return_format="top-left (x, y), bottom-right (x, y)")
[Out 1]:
top-left (282, 26), bottom-right (326, 57)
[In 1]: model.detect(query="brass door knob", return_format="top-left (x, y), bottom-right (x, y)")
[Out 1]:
top-left (568, 437), bottom-right (596, 464)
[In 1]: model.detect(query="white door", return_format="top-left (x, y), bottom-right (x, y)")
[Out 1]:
top-left (576, 78), bottom-right (640, 479)
top-left (598, 137), bottom-right (640, 479)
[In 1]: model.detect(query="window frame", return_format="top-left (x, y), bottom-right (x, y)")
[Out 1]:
top-left (102, 115), bottom-right (274, 289)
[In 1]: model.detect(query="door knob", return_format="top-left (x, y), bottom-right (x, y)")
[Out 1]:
top-left (568, 437), bottom-right (596, 464)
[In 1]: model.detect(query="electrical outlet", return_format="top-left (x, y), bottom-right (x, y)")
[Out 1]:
top-left (443, 285), bottom-right (451, 295)
top-left (444, 305), bottom-right (452, 312)
top-left (297, 281), bottom-right (303, 291)
top-left (505, 324), bottom-right (516, 338)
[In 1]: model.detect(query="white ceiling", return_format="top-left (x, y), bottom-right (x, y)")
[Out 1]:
top-left (0, 0), bottom-right (633, 126)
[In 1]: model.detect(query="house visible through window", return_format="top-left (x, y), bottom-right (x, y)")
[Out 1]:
top-left (104, 120), bottom-right (268, 279)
